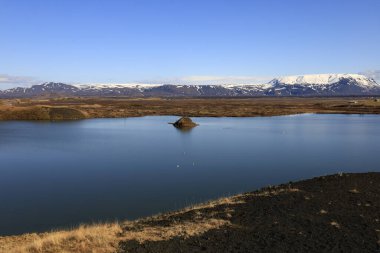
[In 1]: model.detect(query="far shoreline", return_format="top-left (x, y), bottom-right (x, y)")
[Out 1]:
top-left (1, 97), bottom-right (380, 121)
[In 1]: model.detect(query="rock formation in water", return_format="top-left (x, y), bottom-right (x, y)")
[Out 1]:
top-left (172, 117), bottom-right (198, 128)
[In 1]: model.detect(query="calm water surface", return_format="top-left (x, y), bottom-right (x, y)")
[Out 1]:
top-left (1, 114), bottom-right (380, 235)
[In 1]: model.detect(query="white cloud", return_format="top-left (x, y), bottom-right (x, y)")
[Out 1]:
top-left (0, 74), bottom-right (41, 89)
top-left (359, 70), bottom-right (380, 83)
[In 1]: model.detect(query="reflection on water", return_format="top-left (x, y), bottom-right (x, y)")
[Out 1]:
top-left (173, 126), bottom-right (195, 133)
top-left (0, 114), bottom-right (379, 235)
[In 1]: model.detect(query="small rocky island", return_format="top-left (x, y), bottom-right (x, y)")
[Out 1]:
top-left (172, 117), bottom-right (198, 129)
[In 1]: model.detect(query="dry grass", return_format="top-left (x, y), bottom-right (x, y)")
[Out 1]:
top-left (0, 218), bottom-right (230, 252)
top-left (2, 97), bottom-right (380, 120)
top-left (330, 221), bottom-right (341, 229)
top-left (118, 188), bottom-right (302, 244)
top-left (0, 192), bottom-right (243, 252)
top-left (253, 187), bottom-right (301, 197)
top-left (179, 195), bottom-right (246, 213)
top-left (0, 223), bottom-right (122, 253)
top-left (170, 187), bottom-right (300, 216)
top-left (349, 188), bottom-right (360, 194)
top-left (122, 218), bottom-right (230, 243)
top-left (0, 195), bottom-right (236, 253)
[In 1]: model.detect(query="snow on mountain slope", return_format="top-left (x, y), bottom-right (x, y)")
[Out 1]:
top-left (1, 73), bottom-right (379, 98)
top-left (223, 83), bottom-right (274, 90)
top-left (73, 83), bottom-right (161, 91)
top-left (272, 74), bottom-right (378, 87)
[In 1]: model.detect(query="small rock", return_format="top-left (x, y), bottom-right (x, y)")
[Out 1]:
top-left (330, 221), bottom-right (340, 229)
top-left (349, 188), bottom-right (360, 194)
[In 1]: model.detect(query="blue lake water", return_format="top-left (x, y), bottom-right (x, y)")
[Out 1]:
top-left (0, 114), bottom-right (380, 235)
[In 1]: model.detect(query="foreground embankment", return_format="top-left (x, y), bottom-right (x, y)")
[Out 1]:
top-left (1, 172), bottom-right (379, 253)
top-left (1, 97), bottom-right (380, 120)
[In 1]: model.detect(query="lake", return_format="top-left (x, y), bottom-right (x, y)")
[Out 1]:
top-left (1, 114), bottom-right (380, 235)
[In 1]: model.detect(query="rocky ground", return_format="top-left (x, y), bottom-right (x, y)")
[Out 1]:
top-left (118, 173), bottom-right (380, 253)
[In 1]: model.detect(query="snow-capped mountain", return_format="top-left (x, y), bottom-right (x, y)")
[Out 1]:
top-left (1, 74), bottom-right (379, 98)
top-left (266, 74), bottom-right (379, 96)
top-left (274, 74), bottom-right (375, 86)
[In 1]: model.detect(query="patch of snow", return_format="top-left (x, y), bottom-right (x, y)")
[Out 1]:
top-left (73, 83), bottom-right (162, 90)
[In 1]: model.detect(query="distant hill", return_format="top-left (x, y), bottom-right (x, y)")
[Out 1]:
top-left (1, 74), bottom-right (379, 98)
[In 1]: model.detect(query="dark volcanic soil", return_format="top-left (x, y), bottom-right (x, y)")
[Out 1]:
top-left (118, 173), bottom-right (380, 253)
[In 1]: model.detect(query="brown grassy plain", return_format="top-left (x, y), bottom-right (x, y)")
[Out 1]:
top-left (1, 97), bottom-right (380, 120)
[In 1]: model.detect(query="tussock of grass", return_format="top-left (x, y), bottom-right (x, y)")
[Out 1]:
top-left (349, 188), bottom-right (360, 194)
top-left (0, 223), bottom-right (122, 253)
top-left (330, 221), bottom-right (341, 229)
top-left (180, 195), bottom-right (246, 212)
top-left (122, 218), bottom-right (229, 243)
top-left (253, 187), bottom-right (301, 197)
top-left (0, 218), bottom-right (231, 253)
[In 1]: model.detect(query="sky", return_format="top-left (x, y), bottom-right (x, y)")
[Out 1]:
top-left (1, 0), bottom-right (380, 88)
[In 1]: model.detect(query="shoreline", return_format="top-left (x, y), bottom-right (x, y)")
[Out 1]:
top-left (1, 172), bottom-right (379, 252)
top-left (1, 97), bottom-right (380, 121)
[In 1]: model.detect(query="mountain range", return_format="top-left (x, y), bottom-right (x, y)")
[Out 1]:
top-left (1, 74), bottom-right (379, 98)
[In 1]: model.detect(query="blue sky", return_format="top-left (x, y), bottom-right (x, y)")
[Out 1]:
top-left (1, 0), bottom-right (380, 88)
